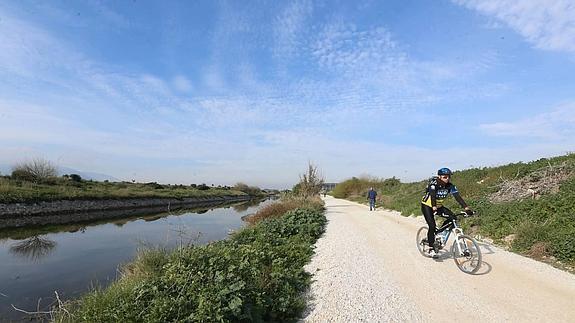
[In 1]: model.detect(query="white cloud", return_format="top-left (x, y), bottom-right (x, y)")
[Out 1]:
top-left (172, 75), bottom-right (193, 93)
top-left (273, 0), bottom-right (313, 59)
top-left (311, 23), bottom-right (404, 74)
top-left (202, 65), bottom-right (226, 91)
top-left (453, 0), bottom-right (575, 53)
top-left (479, 103), bottom-right (575, 139)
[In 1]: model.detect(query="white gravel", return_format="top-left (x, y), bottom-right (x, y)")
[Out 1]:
top-left (301, 196), bottom-right (575, 322)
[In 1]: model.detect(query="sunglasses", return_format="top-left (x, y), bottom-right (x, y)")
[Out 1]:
top-left (439, 175), bottom-right (451, 179)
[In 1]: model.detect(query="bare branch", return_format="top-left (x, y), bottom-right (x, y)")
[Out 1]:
top-left (11, 304), bottom-right (51, 315)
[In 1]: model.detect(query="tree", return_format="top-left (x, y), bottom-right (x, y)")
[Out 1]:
top-left (11, 158), bottom-right (57, 182)
top-left (233, 182), bottom-right (262, 196)
top-left (296, 163), bottom-right (324, 198)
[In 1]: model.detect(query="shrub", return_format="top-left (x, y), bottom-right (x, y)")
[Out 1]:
top-left (11, 169), bottom-right (37, 182)
top-left (244, 195), bottom-right (324, 225)
top-left (11, 158), bottom-right (58, 182)
top-left (233, 182), bottom-right (262, 196)
top-left (144, 182), bottom-right (165, 190)
top-left (293, 163), bottom-right (323, 199)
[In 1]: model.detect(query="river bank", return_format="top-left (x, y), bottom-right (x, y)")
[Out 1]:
top-left (0, 198), bottom-right (273, 322)
top-left (51, 197), bottom-right (326, 322)
top-left (0, 195), bottom-right (252, 229)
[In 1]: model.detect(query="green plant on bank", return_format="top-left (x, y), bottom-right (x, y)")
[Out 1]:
top-left (0, 177), bottom-right (249, 203)
top-left (333, 154), bottom-right (575, 267)
top-left (244, 162), bottom-right (324, 225)
top-left (244, 194), bottom-right (324, 225)
top-left (466, 176), bottom-right (575, 263)
top-left (54, 205), bottom-right (326, 323)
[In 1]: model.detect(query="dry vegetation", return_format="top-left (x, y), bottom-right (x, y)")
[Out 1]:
top-left (488, 161), bottom-right (573, 202)
top-left (244, 196), bottom-right (324, 225)
top-left (244, 162), bottom-right (325, 225)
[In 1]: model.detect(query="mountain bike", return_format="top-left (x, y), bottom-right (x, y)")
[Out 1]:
top-left (416, 211), bottom-right (482, 274)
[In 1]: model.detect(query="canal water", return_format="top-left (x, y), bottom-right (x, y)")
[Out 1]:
top-left (0, 198), bottom-right (272, 321)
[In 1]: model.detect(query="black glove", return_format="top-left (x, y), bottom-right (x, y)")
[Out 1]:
top-left (465, 209), bottom-right (474, 216)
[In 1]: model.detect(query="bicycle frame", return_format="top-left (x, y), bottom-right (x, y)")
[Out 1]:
top-left (435, 214), bottom-right (466, 255)
top-left (417, 211), bottom-right (482, 273)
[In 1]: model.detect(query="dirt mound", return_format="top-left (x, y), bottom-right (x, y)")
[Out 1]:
top-left (488, 162), bottom-right (573, 203)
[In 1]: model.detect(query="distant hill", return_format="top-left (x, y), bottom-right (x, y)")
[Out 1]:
top-left (0, 164), bottom-right (119, 182)
top-left (57, 166), bottom-right (120, 182)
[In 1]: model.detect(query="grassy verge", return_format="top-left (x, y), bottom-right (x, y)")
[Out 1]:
top-left (244, 195), bottom-right (324, 225)
top-left (332, 154), bottom-right (575, 270)
top-left (0, 177), bottom-right (248, 203)
top-left (54, 198), bottom-right (326, 322)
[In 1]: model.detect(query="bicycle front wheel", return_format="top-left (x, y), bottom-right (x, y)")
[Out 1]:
top-left (451, 234), bottom-right (482, 274)
top-left (416, 227), bottom-right (429, 257)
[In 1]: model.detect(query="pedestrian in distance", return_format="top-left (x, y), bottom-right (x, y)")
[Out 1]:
top-left (367, 187), bottom-right (377, 211)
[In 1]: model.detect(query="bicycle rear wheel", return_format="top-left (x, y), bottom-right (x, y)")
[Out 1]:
top-left (451, 234), bottom-right (482, 274)
top-left (416, 227), bottom-right (430, 257)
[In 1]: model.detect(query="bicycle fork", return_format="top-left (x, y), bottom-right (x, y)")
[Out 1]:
top-left (452, 228), bottom-right (468, 256)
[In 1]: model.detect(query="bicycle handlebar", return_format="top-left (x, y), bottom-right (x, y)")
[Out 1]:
top-left (433, 211), bottom-right (475, 217)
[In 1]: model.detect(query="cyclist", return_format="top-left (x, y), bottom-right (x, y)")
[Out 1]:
top-left (421, 168), bottom-right (473, 257)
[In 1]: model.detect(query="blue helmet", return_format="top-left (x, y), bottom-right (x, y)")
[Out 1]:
top-left (437, 167), bottom-right (452, 176)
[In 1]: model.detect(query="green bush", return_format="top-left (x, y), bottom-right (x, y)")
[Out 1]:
top-left (10, 169), bottom-right (37, 182)
top-left (56, 207), bottom-right (326, 322)
top-left (233, 183), bottom-right (263, 196)
top-left (245, 196), bottom-right (324, 225)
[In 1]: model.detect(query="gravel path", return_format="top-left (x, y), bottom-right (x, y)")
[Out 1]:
top-left (302, 196), bottom-right (575, 322)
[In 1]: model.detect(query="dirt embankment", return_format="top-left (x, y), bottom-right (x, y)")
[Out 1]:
top-left (488, 161), bottom-right (573, 202)
top-left (0, 195), bottom-right (251, 229)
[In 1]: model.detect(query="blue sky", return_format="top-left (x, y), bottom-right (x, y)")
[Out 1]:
top-left (0, 0), bottom-right (574, 188)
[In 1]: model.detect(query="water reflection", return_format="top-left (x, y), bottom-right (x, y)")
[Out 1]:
top-left (9, 236), bottom-right (57, 262)
top-left (0, 201), bottom-right (243, 241)
top-left (232, 199), bottom-right (264, 212)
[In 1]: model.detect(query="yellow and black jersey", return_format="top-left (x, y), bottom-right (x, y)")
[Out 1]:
top-left (421, 177), bottom-right (467, 208)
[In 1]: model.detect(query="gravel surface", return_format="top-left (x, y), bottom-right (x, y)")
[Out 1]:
top-left (301, 196), bottom-right (575, 322)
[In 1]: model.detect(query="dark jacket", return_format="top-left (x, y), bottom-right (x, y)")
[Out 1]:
top-left (367, 190), bottom-right (377, 200)
top-left (421, 177), bottom-right (467, 208)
